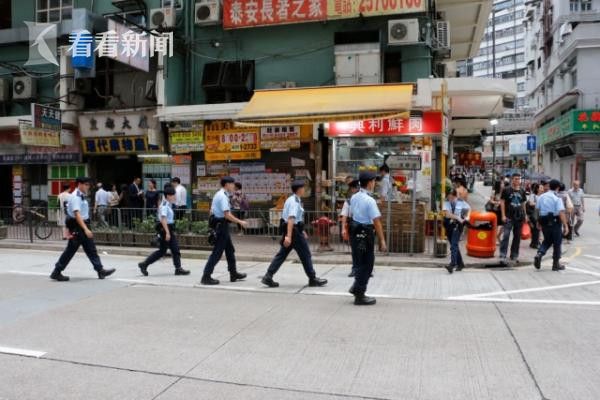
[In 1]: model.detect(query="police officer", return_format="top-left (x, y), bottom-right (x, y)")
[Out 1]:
top-left (348, 171), bottom-right (387, 306)
top-left (534, 179), bottom-right (569, 271)
top-left (50, 177), bottom-right (116, 281)
top-left (341, 178), bottom-right (360, 277)
top-left (443, 189), bottom-right (470, 274)
top-left (261, 180), bottom-right (328, 288)
top-left (201, 176), bottom-right (248, 285)
top-left (138, 186), bottom-right (190, 276)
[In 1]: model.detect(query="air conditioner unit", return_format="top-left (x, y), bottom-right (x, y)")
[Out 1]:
top-left (0, 78), bottom-right (10, 102)
top-left (435, 21), bottom-right (450, 49)
top-left (388, 19), bottom-right (420, 45)
top-left (195, 0), bottom-right (221, 25)
top-left (13, 76), bottom-right (37, 100)
top-left (149, 7), bottom-right (175, 29)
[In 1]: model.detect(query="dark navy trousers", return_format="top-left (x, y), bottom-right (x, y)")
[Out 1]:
top-left (267, 227), bottom-right (316, 279)
top-left (55, 229), bottom-right (103, 271)
top-left (203, 222), bottom-right (236, 276)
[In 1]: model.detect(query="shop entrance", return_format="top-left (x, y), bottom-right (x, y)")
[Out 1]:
top-left (0, 165), bottom-right (12, 207)
top-left (91, 156), bottom-right (143, 191)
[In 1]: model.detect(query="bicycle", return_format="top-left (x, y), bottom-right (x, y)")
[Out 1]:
top-left (12, 205), bottom-right (54, 240)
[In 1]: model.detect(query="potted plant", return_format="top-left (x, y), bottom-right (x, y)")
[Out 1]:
top-left (0, 220), bottom-right (7, 240)
top-left (175, 218), bottom-right (192, 248)
top-left (133, 217), bottom-right (158, 247)
top-left (189, 220), bottom-right (210, 248)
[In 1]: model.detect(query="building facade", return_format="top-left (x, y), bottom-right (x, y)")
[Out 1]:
top-left (524, 0), bottom-right (600, 193)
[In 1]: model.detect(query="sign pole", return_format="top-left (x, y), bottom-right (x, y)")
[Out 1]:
top-left (386, 193), bottom-right (391, 256)
top-left (410, 169), bottom-right (417, 255)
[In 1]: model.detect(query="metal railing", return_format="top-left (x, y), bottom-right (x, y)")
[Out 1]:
top-left (0, 206), bottom-right (445, 256)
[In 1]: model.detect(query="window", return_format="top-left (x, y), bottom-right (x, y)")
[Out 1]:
top-left (0, 0), bottom-right (11, 29)
top-left (571, 0), bottom-right (592, 12)
top-left (36, 0), bottom-right (72, 23)
top-left (570, 0), bottom-right (579, 11)
top-left (582, 0), bottom-right (592, 11)
top-left (517, 82), bottom-right (525, 91)
top-left (571, 69), bottom-right (577, 88)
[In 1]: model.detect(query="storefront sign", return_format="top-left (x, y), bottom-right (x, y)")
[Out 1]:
top-left (82, 136), bottom-right (160, 154)
top-left (169, 121), bottom-right (204, 153)
top-left (538, 109), bottom-right (600, 145)
top-left (204, 121), bottom-right (261, 161)
top-left (327, 111), bottom-right (442, 137)
top-left (573, 110), bottom-right (600, 132)
top-left (78, 111), bottom-right (157, 138)
top-left (457, 152), bottom-right (483, 166)
top-left (223, 0), bottom-right (327, 29)
top-left (260, 125), bottom-right (301, 151)
top-left (223, 0), bottom-right (425, 29)
top-left (19, 120), bottom-right (60, 147)
top-left (32, 103), bottom-right (61, 132)
top-left (386, 154), bottom-right (422, 171)
top-left (0, 153), bottom-right (81, 164)
top-left (327, 0), bottom-right (425, 19)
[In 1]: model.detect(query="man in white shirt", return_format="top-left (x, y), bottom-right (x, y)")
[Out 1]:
top-left (378, 164), bottom-right (395, 203)
top-left (172, 177), bottom-right (187, 220)
top-left (94, 182), bottom-right (110, 228)
top-left (568, 180), bottom-right (585, 236)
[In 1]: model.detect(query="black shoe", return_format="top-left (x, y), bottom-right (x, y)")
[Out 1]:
top-left (261, 275), bottom-right (279, 288)
top-left (138, 262), bottom-right (148, 276)
top-left (50, 269), bottom-right (69, 282)
top-left (175, 268), bottom-right (190, 276)
top-left (348, 285), bottom-right (357, 295)
top-left (552, 262), bottom-right (565, 271)
top-left (529, 244), bottom-right (539, 249)
top-left (230, 271), bottom-right (247, 282)
top-left (575, 231), bottom-right (580, 237)
top-left (348, 271), bottom-right (356, 277)
top-left (200, 276), bottom-right (220, 285)
top-left (97, 268), bottom-right (115, 279)
top-left (456, 263), bottom-right (465, 272)
top-left (308, 277), bottom-right (328, 287)
top-left (354, 295), bottom-right (377, 306)
top-left (445, 264), bottom-right (455, 274)
top-left (534, 255), bottom-right (541, 270)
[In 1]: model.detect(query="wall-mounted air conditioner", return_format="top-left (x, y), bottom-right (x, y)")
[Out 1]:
top-left (149, 7), bottom-right (175, 29)
top-left (388, 19), bottom-right (420, 45)
top-left (195, 0), bottom-right (221, 25)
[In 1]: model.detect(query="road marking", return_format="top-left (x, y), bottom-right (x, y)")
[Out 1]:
top-left (449, 279), bottom-right (600, 300)
top-left (450, 297), bottom-right (600, 306)
top-left (567, 266), bottom-right (600, 278)
top-left (0, 346), bottom-right (46, 358)
top-left (584, 255), bottom-right (600, 261)
top-left (7, 271), bottom-right (47, 276)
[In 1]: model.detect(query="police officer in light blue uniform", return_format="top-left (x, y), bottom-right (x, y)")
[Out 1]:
top-left (201, 176), bottom-right (248, 285)
top-left (534, 179), bottom-right (569, 271)
top-left (50, 177), bottom-right (116, 281)
top-left (348, 171), bottom-right (387, 306)
top-left (138, 186), bottom-right (190, 276)
top-left (261, 180), bottom-right (327, 288)
top-left (443, 189), bottom-right (470, 274)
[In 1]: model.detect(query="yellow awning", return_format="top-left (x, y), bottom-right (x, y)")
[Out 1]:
top-left (234, 84), bottom-right (413, 126)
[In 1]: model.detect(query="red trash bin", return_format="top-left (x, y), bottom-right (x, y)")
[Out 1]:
top-left (466, 211), bottom-right (497, 258)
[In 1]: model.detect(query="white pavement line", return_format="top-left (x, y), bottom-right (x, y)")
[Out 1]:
top-left (450, 297), bottom-right (600, 306)
top-left (584, 255), bottom-right (600, 261)
top-left (449, 279), bottom-right (600, 300)
top-left (567, 266), bottom-right (600, 278)
top-left (0, 346), bottom-right (46, 358)
top-left (6, 270), bottom-right (48, 276)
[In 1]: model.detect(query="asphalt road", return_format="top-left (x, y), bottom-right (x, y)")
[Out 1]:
top-left (1, 188), bottom-right (599, 400)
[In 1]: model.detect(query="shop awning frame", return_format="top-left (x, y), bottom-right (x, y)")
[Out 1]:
top-left (234, 84), bottom-right (413, 126)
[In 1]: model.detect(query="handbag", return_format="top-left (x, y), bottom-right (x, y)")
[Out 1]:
top-left (521, 223), bottom-right (531, 240)
top-left (484, 201), bottom-right (497, 212)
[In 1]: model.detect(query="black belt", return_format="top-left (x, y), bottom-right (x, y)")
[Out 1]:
top-left (351, 221), bottom-right (374, 229)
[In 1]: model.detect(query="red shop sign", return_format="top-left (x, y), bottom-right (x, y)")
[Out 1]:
top-left (223, 0), bottom-right (327, 29)
top-left (327, 111), bottom-right (443, 137)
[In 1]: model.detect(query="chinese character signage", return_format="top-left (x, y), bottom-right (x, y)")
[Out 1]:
top-left (538, 109), bottom-right (600, 145)
top-left (169, 121), bottom-right (205, 154)
top-left (31, 103), bottom-right (61, 132)
top-left (456, 152), bottom-right (482, 167)
top-left (327, 111), bottom-right (442, 137)
top-left (78, 111), bottom-right (157, 138)
top-left (19, 120), bottom-right (60, 147)
top-left (223, 0), bottom-right (425, 28)
top-left (204, 121), bottom-right (261, 161)
top-left (260, 125), bottom-right (301, 150)
top-left (327, 0), bottom-right (425, 20)
top-left (224, 0), bottom-right (327, 29)
top-left (82, 136), bottom-right (160, 154)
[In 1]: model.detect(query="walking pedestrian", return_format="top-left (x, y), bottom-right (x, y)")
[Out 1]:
top-left (57, 183), bottom-right (71, 240)
top-left (534, 179), bottom-right (569, 271)
top-left (138, 186), bottom-right (190, 277)
top-left (348, 171), bottom-right (387, 306)
top-left (527, 183), bottom-right (542, 249)
top-left (93, 182), bottom-right (110, 228)
top-left (144, 179), bottom-right (160, 218)
top-left (200, 176), bottom-right (248, 285)
top-left (50, 177), bottom-right (116, 281)
top-left (231, 182), bottom-right (249, 234)
top-left (489, 180), bottom-right (504, 243)
top-left (378, 164), bottom-right (394, 203)
top-left (499, 173), bottom-right (528, 265)
top-left (443, 189), bottom-right (470, 274)
top-left (557, 183), bottom-right (574, 242)
top-left (172, 177), bottom-right (187, 220)
top-left (340, 178), bottom-right (360, 277)
top-left (568, 180), bottom-right (585, 236)
top-left (261, 180), bottom-right (328, 288)
top-left (128, 177), bottom-right (144, 225)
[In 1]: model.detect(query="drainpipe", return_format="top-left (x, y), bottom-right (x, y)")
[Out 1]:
top-left (184, 1), bottom-right (190, 104)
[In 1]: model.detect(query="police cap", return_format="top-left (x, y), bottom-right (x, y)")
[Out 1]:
top-left (359, 171), bottom-right (377, 181)
top-left (220, 176), bottom-right (235, 186)
top-left (163, 187), bottom-right (176, 196)
top-left (291, 179), bottom-right (305, 192)
top-left (75, 177), bottom-right (91, 184)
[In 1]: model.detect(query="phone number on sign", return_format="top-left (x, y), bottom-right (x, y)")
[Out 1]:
top-left (359, 0), bottom-right (422, 13)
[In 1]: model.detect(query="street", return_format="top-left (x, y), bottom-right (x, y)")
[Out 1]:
top-left (1, 192), bottom-right (600, 400)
